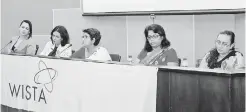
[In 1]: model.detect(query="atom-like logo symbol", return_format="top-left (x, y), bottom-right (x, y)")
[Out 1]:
top-left (34, 60), bottom-right (58, 93)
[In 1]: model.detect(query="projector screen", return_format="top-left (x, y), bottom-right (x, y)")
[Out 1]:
top-left (82, 0), bottom-right (245, 13)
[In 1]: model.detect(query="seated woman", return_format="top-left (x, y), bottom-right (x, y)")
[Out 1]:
top-left (199, 30), bottom-right (244, 70)
top-left (40, 25), bottom-right (72, 58)
top-left (71, 28), bottom-right (111, 61)
top-left (2, 20), bottom-right (36, 55)
top-left (135, 24), bottom-right (179, 66)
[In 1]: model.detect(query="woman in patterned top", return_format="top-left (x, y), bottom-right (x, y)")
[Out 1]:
top-left (199, 30), bottom-right (244, 70)
top-left (135, 24), bottom-right (179, 66)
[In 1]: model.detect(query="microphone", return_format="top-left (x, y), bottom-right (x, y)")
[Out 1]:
top-left (0, 40), bottom-right (12, 53)
top-left (57, 44), bottom-right (72, 56)
top-left (35, 45), bottom-right (39, 55)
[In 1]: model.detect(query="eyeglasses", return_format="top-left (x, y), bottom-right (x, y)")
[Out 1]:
top-left (82, 35), bottom-right (89, 39)
top-left (215, 40), bottom-right (230, 47)
top-left (147, 35), bottom-right (160, 40)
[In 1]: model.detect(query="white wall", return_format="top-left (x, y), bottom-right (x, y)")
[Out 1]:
top-left (34, 35), bottom-right (51, 55)
top-left (235, 14), bottom-right (245, 55)
top-left (1, 0), bottom-right (80, 49)
top-left (126, 16), bottom-right (152, 61)
top-left (82, 0), bottom-right (245, 13)
top-left (0, 0), bottom-right (2, 105)
top-left (53, 8), bottom-right (245, 66)
top-left (53, 9), bottom-right (128, 62)
top-left (155, 15), bottom-right (194, 65)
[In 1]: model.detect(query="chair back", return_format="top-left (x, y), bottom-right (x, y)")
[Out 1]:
top-left (72, 50), bottom-right (75, 54)
top-left (196, 59), bottom-right (202, 67)
top-left (110, 54), bottom-right (121, 62)
top-left (178, 58), bottom-right (181, 66)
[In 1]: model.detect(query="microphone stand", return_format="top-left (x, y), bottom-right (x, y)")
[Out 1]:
top-left (0, 41), bottom-right (12, 53)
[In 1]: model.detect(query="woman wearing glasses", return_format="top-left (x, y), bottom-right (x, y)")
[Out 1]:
top-left (199, 30), bottom-right (244, 70)
top-left (135, 24), bottom-right (179, 66)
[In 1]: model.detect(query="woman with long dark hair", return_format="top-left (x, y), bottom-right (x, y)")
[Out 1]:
top-left (135, 24), bottom-right (179, 66)
top-left (40, 25), bottom-right (72, 57)
top-left (2, 20), bottom-right (36, 55)
top-left (199, 30), bottom-right (244, 70)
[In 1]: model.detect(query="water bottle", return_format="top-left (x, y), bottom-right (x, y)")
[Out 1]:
top-left (127, 55), bottom-right (133, 63)
top-left (181, 58), bottom-right (188, 67)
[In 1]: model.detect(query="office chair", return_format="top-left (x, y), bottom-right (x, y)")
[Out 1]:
top-left (72, 50), bottom-right (75, 54)
top-left (178, 58), bottom-right (181, 66)
top-left (196, 59), bottom-right (202, 67)
top-left (110, 54), bottom-right (121, 62)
